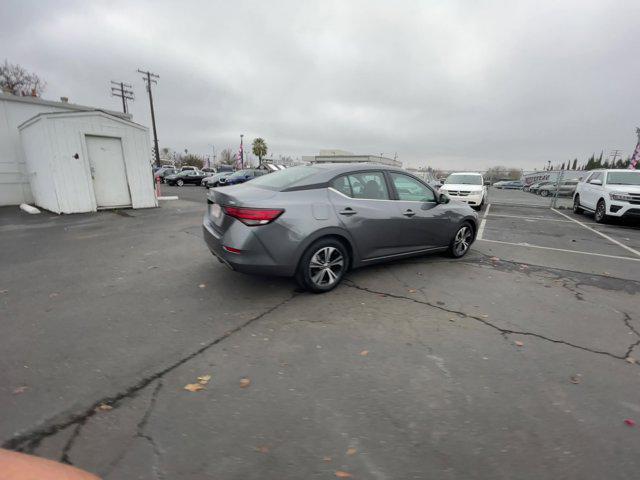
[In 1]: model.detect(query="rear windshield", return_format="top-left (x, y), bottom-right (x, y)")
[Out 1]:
top-left (249, 166), bottom-right (322, 190)
top-left (607, 171), bottom-right (640, 185)
top-left (445, 174), bottom-right (482, 185)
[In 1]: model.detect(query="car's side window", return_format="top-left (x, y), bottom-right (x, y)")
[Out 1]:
top-left (590, 172), bottom-right (602, 183)
top-left (389, 173), bottom-right (435, 202)
top-left (347, 172), bottom-right (389, 200)
top-left (331, 175), bottom-right (353, 197)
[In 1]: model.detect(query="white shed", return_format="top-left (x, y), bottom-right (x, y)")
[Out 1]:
top-left (18, 110), bottom-right (157, 214)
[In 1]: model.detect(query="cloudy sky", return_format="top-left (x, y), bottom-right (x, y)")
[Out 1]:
top-left (1, 0), bottom-right (638, 169)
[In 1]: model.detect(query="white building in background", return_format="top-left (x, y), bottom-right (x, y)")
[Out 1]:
top-left (0, 92), bottom-right (134, 207)
top-left (303, 150), bottom-right (402, 168)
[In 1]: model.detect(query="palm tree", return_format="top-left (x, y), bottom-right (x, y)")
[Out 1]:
top-left (252, 138), bottom-right (268, 166)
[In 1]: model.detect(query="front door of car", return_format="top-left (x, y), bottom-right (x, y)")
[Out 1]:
top-left (387, 172), bottom-right (450, 250)
top-left (328, 172), bottom-right (401, 260)
top-left (582, 172), bottom-right (602, 209)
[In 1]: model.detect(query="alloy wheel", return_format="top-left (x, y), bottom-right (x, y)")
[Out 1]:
top-left (453, 226), bottom-right (472, 256)
top-left (595, 201), bottom-right (606, 222)
top-left (308, 246), bottom-right (344, 287)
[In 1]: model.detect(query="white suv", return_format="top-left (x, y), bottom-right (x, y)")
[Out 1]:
top-left (439, 172), bottom-right (487, 211)
top-left (573, 169), bottom-right (640, 222)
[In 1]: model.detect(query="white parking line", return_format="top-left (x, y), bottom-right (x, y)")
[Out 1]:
top-left (476, 203), bottom-right (491, 240)
top-left (477, 238), bottom-right (640, 262)
top-left (486, 213), bottom-right (573, 223)
top-left (551, 208), bottom-right (640, 259)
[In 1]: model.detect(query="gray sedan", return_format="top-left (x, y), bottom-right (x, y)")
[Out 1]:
top-left (203, 164), bottom-right (478, 292)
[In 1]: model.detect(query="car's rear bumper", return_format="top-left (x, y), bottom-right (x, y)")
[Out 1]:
top-left (202, 217), bottom-right (295, 277)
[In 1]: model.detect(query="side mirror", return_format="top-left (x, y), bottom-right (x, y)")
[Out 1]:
top-left (590, 179), bottom-right (602, 185)
top-left (438, 193), bottom-right (450, 204)
top-left (484, 181), bottom-right (491, 186)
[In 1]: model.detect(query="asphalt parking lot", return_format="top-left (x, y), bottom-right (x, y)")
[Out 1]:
top-left (1, 185), bottom-right (640, 479)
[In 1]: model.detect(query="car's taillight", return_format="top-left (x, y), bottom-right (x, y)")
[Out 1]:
top-left (222, 206), bottom-right (284, 226)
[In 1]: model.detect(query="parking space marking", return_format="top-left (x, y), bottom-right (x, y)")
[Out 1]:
top-left (551, 208), bottom-right (640, 258)
top-left (486, 213), bottom-right (573, 223)
top-left (477, 238), bottom-right (640, 262)
top-left (477, 203), bottom-right (491, 240)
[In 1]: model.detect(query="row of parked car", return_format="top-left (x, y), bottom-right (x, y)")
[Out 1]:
top-left (523, 179), bottom-right (579, 197)
top-left (153, 164), bottom-right (286, 188)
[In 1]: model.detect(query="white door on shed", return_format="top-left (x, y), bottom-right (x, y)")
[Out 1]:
top-left (86, 135), bottom-right (131, 208)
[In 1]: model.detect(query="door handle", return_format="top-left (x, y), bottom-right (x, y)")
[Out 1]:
top-left (339, 208), bottom-right (357, 216)
top-left (403, 209), bottom-right (416, 217)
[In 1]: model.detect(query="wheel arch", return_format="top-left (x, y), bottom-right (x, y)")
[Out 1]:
top-left (294, 228), bottom-right (358, 271)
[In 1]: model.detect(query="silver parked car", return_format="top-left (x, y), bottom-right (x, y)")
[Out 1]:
top-left (202, 164), bottom-right (479, 292)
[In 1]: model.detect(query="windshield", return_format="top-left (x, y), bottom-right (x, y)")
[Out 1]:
top-left (445, 174), bottom-right (482, 185)
top-left (607, 171), bottom-right (640, 185)
top-left (249, 165), bottom-right (322, 190)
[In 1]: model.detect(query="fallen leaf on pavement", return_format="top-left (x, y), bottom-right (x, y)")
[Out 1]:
top-left (48, 292), bottom-right (59, 298)
top-left (569, 375), bottom-right (581, 384)
top-left (0, 289), bottom-right (8, 294)
top-left (96, 403), bottom-right (113, 412)
top-left (256, 446), bottom-right (269, 453)
top-left (198, 283), bottom-right (206, 288)
top-left (408, 289), bottom-right (417, 293)
top-left (184, 383), bottom-right (205, 392)
top-left (323, 456), bottom-right (332, 462)
top-left (489, 256), bottom-right (500, 261)
top-left (346, 447), bottom-right (357, 456)
top-left (147, 265), bottom-right (159, 270)
top-left (514, 340), bottom-right (524, 347)
top-left (240, 378), bottom-right (251, 388)
top-left (197, 375), bottom-right (212, 385)
top-left (335, 471), bottom-right (353, 478)
top-left (624, 418), bottom-right (635, 427)
top-left (12, 386), bottom-right (28, 395)
top-left (359, 350), bottom-right (369, 356)
top-left (626, 357), bottom-right (636, 364)
top-left (481, 314), bottom-right (489, 318)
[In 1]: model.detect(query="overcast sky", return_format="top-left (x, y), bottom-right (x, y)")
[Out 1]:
top-left (1, 0), bottom-right (638, 170)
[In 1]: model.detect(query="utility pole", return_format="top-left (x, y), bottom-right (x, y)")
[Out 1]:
top-left (138, 69), bottom-right (160, 167)
top-left (609, 149), bottom-right (623, 165)
top-left (110, 81), bottom-right (134, 114)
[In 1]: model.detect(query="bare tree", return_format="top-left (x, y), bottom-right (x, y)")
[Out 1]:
top-left (218, 148), bottom-right (236, 165)
top-left (0, 60), bottom-right (46, 96)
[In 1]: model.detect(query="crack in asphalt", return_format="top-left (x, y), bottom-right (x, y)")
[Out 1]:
top-left (59, 420), bottom-right (85, 465)
top-left (343, 279), bottom-right (640, 363)
top-left (135, 381), bottom-right (164, 480)
top-left (3, 292), bottom-right (299, 452)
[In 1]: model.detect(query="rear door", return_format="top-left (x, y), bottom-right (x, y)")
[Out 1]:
top-left (328, 171), bottom-right (400, 260)
top-left (387, 172), bottom-right (451, 250)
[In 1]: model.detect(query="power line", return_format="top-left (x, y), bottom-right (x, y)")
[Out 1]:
top-left (137, 69), bottom-right (161, 167)
top-left (110, 81), bottom-right (134, 114)
top-left (609, 149), bottom-right (623, 164)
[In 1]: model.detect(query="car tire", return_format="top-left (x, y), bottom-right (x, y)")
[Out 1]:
top-left (448, 222), bottom-right (474, 258)
top-left (594, 199), bottom-right (608, 223)
top-left (296, 238), bottom-right (349, 293)
top-left (176, 179), bottom-right (184, 187)
top-left (573, 195), bottom-right (583, 214)
top-left (540, 189), bottom-right (549, 197)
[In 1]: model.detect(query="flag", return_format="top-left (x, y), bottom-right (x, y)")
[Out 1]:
top-left (630, 140), bottom-right (640, 170)
top-left (237, 142), bottom-right (244, 169)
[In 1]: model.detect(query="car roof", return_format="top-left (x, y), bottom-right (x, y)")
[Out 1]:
top-left (448, 172), bottom-right (483, 176)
